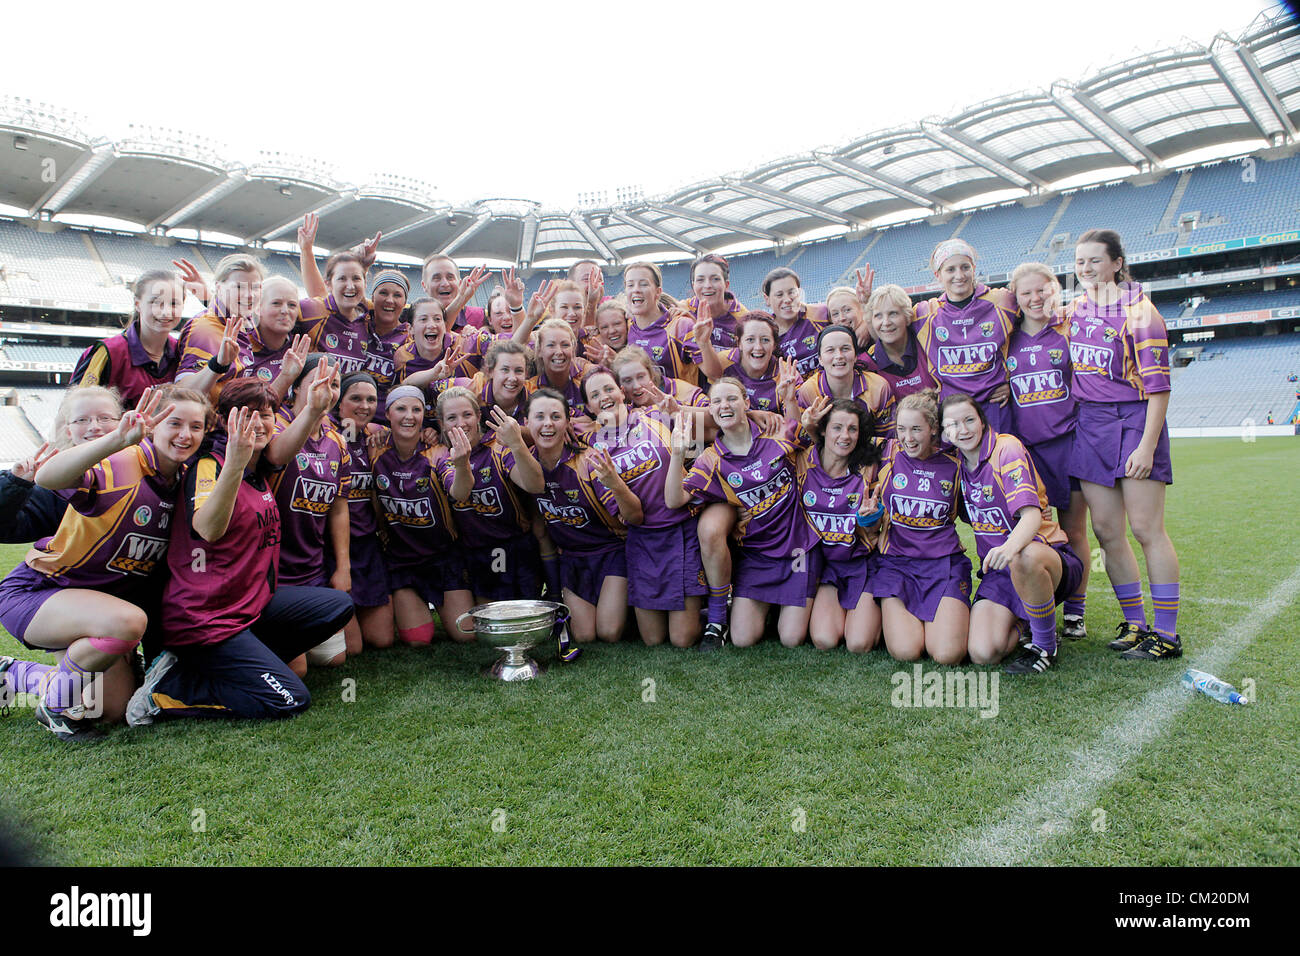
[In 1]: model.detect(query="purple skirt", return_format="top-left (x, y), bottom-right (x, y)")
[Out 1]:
top-left (464, 533), bottom-right (544, 602)
top-left (820, 551), bottom-right (873, 610)
top-left (974, 542), bottom-right (1084, 618)
top-left (1026, 434), bottom-right (1079, 511)
top-left (980, 399), bottom-right (1015, 436)
top-left (733, 546), bottom-right (821, 607)
top-left (625, 518), bottom-right (707, 611)
top-left (387, 552), bottom-right (471, 606)
top-left (560, 545), bottom-right (626, 608)
top-left (324, 534), bottom-right (391, 609)
top-left (1070, 400), bottom-right (1172, 487)
top-left (0, 562), bottom-right (61, 649)
top-left (873, 551), bottom-right (972, 622)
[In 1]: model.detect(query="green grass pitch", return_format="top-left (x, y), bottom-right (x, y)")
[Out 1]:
top-left (1, 438), bottom-right (1296, 865)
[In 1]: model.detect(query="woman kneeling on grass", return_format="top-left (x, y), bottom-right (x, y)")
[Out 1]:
top-left (0, 387), bottom-right (200, 740)
top-left (942, 393), bottom-right (1084, 674)
top-left (873, 389), bottom-right (970, 666)
top-left (126, 374), bottom-right (355, 725)
top-left (668, 378), bottom-right (823, 648)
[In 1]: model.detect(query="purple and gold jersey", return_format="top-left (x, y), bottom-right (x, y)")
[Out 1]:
top-left (299, 295), bottom-right (370, 375)
top-left (176, 306), bottom-right (255, 400)
top-left (363, 321), bottom-right (410, 401)
top-left (1063, 282), bottom-right (1170, 403)
top-left (527, 357), bottom-right (596, 420)
top-left (396, 333), bottom-right (476, 383)
top-left (683, 419), bottom-right (813, 556)
top-left (529, 445), bottom-right (625, 553)
top-left (914, 284), bottom-right (1015, 402)
top-left (460, 326), bottom-right (514, 371)
top-left (269, 416), bottom-right (350, 586)
top-left (162, 448), bottom-right (281, 647)
top-left (586, 410), bottom-right (683, 529)
top-left (1006, 321), bottom-right (1076, 445)
top-left (627, 307), bottom-right (699, 386)
top-left (369, 437), bottom-right (458, 572)
top-left (959, 430), bottom-right (1066, 562)
top-left (796, 368), bottom-right (897, 435)
top-left (245, 324), bottom-right (294, 387)
top-left (795, 447), bottom-right (879, 558)
top-left (713, 349), bottom-right (780, 411)
top-left (337, 421), bottom-right (382, 537)
top-left (875, 439), bottom-right (963, 559)
top-left (25, 440), bottom-right (177, 593)
top-left (72, 323), bottom-right (179, 409)
top-left (437, 440), bottom-right (531, 544)
top-left (680, 294), bottom-right (748, 349)
top-left (860, 332), bottom-right (939, 401)
top-left (776, 306), bottom-right (830, 379)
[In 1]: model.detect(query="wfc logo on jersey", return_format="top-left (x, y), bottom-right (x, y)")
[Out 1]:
top-left (462, 486), bottom-right (503, 516)
top-left (291, 476), bottom-right (338, 514)
top-left (611, 441), bottom-right (662, 482)
top-left (808, 511), bottom-right (856, 544)
top-left (1070, 342), bottom-right (1111, 375)
top-left (891, 496), bottom-right (950, 527)
top-left (537, 497), bottom-right (590, 529)
top-left (1010, 369), bottom-right (1067, 405)
top-left (735, 469), bottom-right (793, 515)
top-left (964, 499), bottom-right (1011, 537)
top-left (937, 343), bottom-right (998, 376)
top-left (379, 494), bottom-right (432, 525)
top-left (106, 534), bottom-right (168, 576)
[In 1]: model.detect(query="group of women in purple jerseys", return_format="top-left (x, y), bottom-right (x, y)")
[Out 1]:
top-left (0, 218), bottom-right (1182, 740)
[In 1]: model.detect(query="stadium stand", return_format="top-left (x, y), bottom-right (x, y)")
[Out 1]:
top-left (12, 387), bottom-right (65, 439)
top-left (0, 221), bottom-right (130, 309)
top-left (0, 404), bottom-right (42, 466)
top-left (90, 233), bottom-right (210, 286)
top-left (1167, 333), bottom-right (1300, 427)
top-left (0, 342), bottom-right (84, 365)
top-left (1164, 155), bottom-right (1300, 246)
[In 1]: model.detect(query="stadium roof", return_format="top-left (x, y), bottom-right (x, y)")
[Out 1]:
top-left (2, 8), bottom-right (1297, 268)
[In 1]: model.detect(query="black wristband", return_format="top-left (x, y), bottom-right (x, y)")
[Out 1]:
top-left (207, 354), bottom-right (231, 374)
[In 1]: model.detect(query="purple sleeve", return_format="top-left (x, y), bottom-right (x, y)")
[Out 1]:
top-left (1132, 302), bottom-right (1171, 395)
top-left (996, 440), bottom-right (1041, 516)
top-left (682, 450), bottom-right (727, 505)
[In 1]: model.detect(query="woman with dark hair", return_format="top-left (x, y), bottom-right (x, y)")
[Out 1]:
top-left (126, 370), bottom-right (353, 725)
top-left (1065, 228), bottom-right (1181, 660)
top-left (72, 269), bottom-right (183, 408)
top-left (694, 311), bottom-right (785, 412)
top-left (623, 262), bottom-right (696, 385)
top-left (942, 393), bottom-right (1084, 674)
top-left (799, 398), bottom-right (885, 652)
top-left (763, 267), bottom-right (828, 378)
top-left (795, 324), bottom-right (896, 435)
top-left (681, 253), bottom-right (747, 349)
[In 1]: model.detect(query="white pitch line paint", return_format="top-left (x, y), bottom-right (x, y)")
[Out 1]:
top-left (947, 562), bottom-right (1300, 867)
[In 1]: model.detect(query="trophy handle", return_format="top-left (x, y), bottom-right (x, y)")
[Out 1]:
top-left (454, 612), bottom-right (476, 634)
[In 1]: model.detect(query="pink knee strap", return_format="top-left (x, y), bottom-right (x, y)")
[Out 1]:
top-left (399, 623), bottom-right (435, 645)
top-left (87, 635), bottom-right (139, 655)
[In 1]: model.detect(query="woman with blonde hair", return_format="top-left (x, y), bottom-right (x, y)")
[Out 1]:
top-left (72, 270), bottom-right (183, 408)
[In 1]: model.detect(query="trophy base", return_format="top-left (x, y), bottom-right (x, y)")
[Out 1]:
top-left (483, 646), bottom-right (547, 682)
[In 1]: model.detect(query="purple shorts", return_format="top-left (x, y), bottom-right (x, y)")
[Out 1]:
top-left (733, 546), bottom-right (821, 607)
top-left (873, 551), bottom-right (972, 622)
top-left (560, 545), bottom-right (626, 608)
top-left (820, 552), bottom-right (873, 610)
top-left (465, 533), bottom-right (544, 602)
top-left (974, 542), bottom-right (1084, 618)
top-left (980, 398), bottom-right (1015, 436)
top-left (1070, 400), bottom-right (1173, 487)
top-left (388, 552), bottom-right (471, 607)
top-left (1026, 434), bottom-right (1079, 511)
top-left (625, 519), bottom-right (707, 611)
top-left (0, 562), bottom-right (61, 649)
top-left (325, 534), bottom-right (391, 609)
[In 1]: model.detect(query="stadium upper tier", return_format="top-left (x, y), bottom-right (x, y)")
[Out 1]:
top-left (4, 151), bottom-right (1300, 315)
top-left (0, 8), bottom-right (1296, 267)
top-left (1168, 333), bottom-right (1300, 427)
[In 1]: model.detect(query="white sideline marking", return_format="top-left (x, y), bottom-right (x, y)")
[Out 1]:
top-left (947, 563), bottom-right (1300, 867)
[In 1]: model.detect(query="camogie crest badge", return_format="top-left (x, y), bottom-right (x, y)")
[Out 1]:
top-left (1070, 322), bottom-right (1081, 336)
top-left (1006, 356), bottom-right (1018, 371)
top-left (892, 474), bottom-right (908, 490)
top-left (936, 327), bottom-right (950, 342)
top-left (257, 367), bottom-right (273, 381)
top-left (376, 475), bottom-right (390, 490)
top-left (727, 472), bottom-right (744, 487)
top-left (325, 333), bottom-right (339, 349)
top-left (803, 490), bottom-right (817, 507)
top-left (1049, 349), bottom-right (1063, 364)
top-left (133, 506), bottom-right (152, 527)
top-left (296, 453), bottom-right (310, 470)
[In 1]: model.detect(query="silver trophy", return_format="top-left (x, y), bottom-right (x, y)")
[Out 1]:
top-left (455, 600), bottom-right (568, 682)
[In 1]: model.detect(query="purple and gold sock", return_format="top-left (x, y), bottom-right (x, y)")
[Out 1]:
top-left (540, 553), bottom-right (562, 598)
top-left (1149, 582), bottom-right (1180, 643)
top-left (4, 659), bottom-right (55, 696)
top-left (1063, 588), bottom-right (1086, 619)
top-left (1113, 581), bottom-right (1146, 628)
top-left (707, 584), bottom-right (731, 627)
top-left (1024, 599), bottom-right (1058, 654)
top-left (42, 654), bottom-right (93, 714)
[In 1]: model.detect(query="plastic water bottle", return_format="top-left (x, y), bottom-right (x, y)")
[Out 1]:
top-left (1181, 669), bottom-right (1247, 705)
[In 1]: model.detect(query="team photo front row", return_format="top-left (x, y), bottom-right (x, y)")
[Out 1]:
top-left (0, 224), bottom-right (1182, 741)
